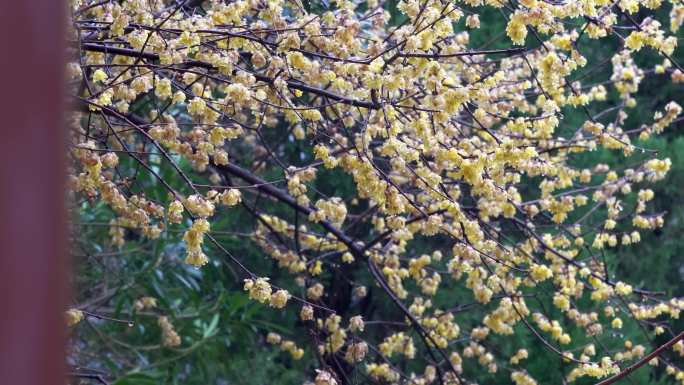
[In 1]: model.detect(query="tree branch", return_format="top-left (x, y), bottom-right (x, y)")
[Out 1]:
top-left (595, 331), bottom-right (684, 385)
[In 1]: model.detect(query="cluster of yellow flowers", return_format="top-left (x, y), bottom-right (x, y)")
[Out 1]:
top-left (183, 219), bottom-right (211, 267)
top-left (511, 370), bottom-right (537, 385)
top-left (366, 363), bottom-right (400, 383)
top-left (309, 198), bottom-right (348, 227)
top-left (266, 332), bottom-right (305, 360)
top-left (379, 332), bottom-right (416, 359)
top-left (510, 349), bottom-right (529, 365)
top-left (67, 0), bottom-right (684, 383)
top-left (70, 144), bottom-right (165, 246)
top-left (243, 277), bottom-right (290, 309)
top-left (344, 340), bottom-right (368, 363)
top-left (133, 296), bottom-right (158, 311)
top-left (158, 316), bottom-right (181, 347)
top-left (567, 356), bottom-right (621, 382)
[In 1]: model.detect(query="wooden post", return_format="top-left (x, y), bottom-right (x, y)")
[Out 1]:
top-left (0, 2), bottom-right (67, 385)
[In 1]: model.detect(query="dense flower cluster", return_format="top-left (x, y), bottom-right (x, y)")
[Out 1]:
top-left (67, 0), bottom-right (684, 384)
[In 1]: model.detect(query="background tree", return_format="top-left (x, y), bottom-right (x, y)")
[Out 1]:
top-left (66, 0), bottom-right (684, 384)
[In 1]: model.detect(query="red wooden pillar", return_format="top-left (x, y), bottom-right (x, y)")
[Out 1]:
top-left (0, 2), bottom-right (67, 385)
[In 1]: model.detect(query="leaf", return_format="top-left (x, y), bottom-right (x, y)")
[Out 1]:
top-left (111, 373), bottom-right (159, 385)
top-left (203, 313), bottom-right (220, 338)
top-left (173, 271), bottom-right (199, 291)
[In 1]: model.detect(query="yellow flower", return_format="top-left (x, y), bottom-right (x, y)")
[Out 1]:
top-left (172, 90), bottom-right (186, 104)
top-left (349, 315), bottom-right (364, 332)
top-left (302, 109), bottom-right (322, 121)
top-left (341, 251), bottom-right (354, 263)
top-left (269, 289), bottom-right (290, 308)
top-left (306, 282), bottom-right (324, 300)
top-left (466, 14), bottom-right (480, 29)
top-left (287, 52), bottom-right (311, 70)
top-left (183, 219), bottom-right (211, 267)
top-left (168, 200), bottom-right (184, 224)
top-left (625, 32), bottom-right (646, 51)
top-left (369, 57), bottom-right (385, 73)
top-left (155, 78), bottom-right (173, 100)
top-left (315, 370), bottom-right (337, 385)
top-left (612, 318), bottom-right (623, 329)
top-left (92, 69), bottom-right (108, 83)
top-left (220, 189), bottom-right (242, 206)
top-left (345, 341), bottom-right (368, 363)
top-left (530, 264), bottom-right (552, 282)
top-left (187, 98), bottom-right (207, 117)
top-left (185, 250), bottom-right (209, 267)
top-left (101, 152), bottom-right (119, 168)
top-left (266, 332), bottom-right (282, 344)
top-left (244, 277), bottom-right (272, 303)
top-left (300, 305), bottom-right (314, 321)
top-left (507, 13), bottom-right (528, 45)
top-left (65, 309), bottom-right (84, 326)
top-left (159, 316), bottom-right (181, 347)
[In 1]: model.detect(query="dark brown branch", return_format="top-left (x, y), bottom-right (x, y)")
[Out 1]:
top-left (68, 372), bottom-right (109, 385)
top-left (398, 47), bottom-right (527, 58)
top-left (595, 331), bottom-right (684, 385)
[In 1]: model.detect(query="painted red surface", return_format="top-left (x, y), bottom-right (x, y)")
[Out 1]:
top-left (0, 2), bottom-right (67, 385)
